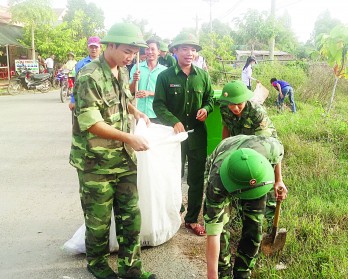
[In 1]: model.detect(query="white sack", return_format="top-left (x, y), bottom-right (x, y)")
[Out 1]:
top-left (135, 119), bottom-right (187, 246)
top-left (250, 83), bottom-right (269, 104)
top-left (63, 119), bottom-right (187, 253)
top-left (63, 210), bottom-right (119, 254)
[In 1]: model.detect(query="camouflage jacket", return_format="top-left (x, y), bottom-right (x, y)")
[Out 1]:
top-left (220, 101), bottom-right (277, 138)
top-left (70, 54), bottom-right (135, 174)
top-left (204, 135), bottom-right (284, 235)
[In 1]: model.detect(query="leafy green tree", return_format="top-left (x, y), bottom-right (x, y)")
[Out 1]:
top-left (311, 10), bottom-right (342, 46)
top-left (9, 0), bottom-right (56, 59)
top-left (199, 33), bottom-right (235, 85)
top-left (201, 19), bottom-right (232, 37)
top-left (63, 0), bottom-right (104, 39)
top-left (319, 25), bottom-right (348, 113)
top-left (122, 16), bottom-right (153, 40)
top-left (231, 9), bottom-right (298, 53)
top-left (28, 21), bottom-right (87, 64)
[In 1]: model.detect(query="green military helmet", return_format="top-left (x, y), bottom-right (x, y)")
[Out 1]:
top-left (220, 148), bottom-right (274, 199)
top-left (159, 41), bottom-right (169, 52)
top-left (170, 32), bottom-right (202, 51)
top-left (101, 22), bottom-right (147, 48)
top-left (219, 80), bottom-right (254, 105)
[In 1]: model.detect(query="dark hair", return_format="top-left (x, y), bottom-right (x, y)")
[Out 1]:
top-left (243, 56), bottom-right (257, 70)
top-left (270, 78), bottom-right (277, 84)
top-left (146, 38), bottom-right (160, 50)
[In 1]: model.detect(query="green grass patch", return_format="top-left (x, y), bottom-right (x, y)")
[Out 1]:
top-left (251, 88), bottom-right (348, 278)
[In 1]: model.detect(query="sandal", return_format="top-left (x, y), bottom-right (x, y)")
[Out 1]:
top-left (185, 223), bottom-right (206, 236)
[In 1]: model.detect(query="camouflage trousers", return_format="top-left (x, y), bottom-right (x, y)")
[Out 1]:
top-left (77, 169), bottom-right (144, 278)
top-left (219, 195), bottom-right (267, 279)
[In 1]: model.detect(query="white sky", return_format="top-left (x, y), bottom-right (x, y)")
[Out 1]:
top-left (1, 0), bottom-right (347, 43)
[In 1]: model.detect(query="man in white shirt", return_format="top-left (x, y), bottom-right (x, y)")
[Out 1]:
top-left (45, 54), bottom-right (55, 84)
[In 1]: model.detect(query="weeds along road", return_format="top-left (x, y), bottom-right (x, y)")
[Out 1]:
top-left (0, 91), bottom-right (206, 279)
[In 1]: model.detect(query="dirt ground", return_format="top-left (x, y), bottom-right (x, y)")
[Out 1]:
top-left (0, 91), bottom-right (207, 279)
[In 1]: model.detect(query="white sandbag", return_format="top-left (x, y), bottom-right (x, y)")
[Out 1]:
top-left (63, 119), bottom-right (187, 253)
top-left (250, 83), bottom-right (269, 104)
top-left (135, 119), bottom-right (187, 246)
top-left (63, 211), bottom-right (119, 254)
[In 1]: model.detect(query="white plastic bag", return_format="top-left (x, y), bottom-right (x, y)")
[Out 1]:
top-left (135, 119), bottom-right (187, 246)
top-left (250, 83), bottom-right (269, 104)
top-left (63, 120), bottom-right (187, 253)
top-left (63, 210), bottom-right (119, 254)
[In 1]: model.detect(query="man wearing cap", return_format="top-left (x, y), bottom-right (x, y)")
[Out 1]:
top-left (158, 42), bottom-right (176, 68)
top-left (219, 80), bottom-right (278, 232)
top-left (153, 32), bottom-right (214, 236)
top-left (69, 36), bottom-right (102, 111)
top-left (129, 38), bottom-right (167, 123)
top-left (204, 135), bottom-right (288, 279)
top-left (70, 23), bottom-right (156, 279)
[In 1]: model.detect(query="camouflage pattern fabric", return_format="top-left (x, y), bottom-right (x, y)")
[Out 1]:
top-left (70, 53), bottom-right (147, 278)
top-left (70, 53), bottom-right (136, 174)
top-left (220, 101), bottom-right (277, 138)
top-left (204, 135), bottom-right (284, 278)
top-left (78, 170), bottom-right (147, 278)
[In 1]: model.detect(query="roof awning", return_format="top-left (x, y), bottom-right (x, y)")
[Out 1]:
top-left (0, 22), bottom-right (25, 47)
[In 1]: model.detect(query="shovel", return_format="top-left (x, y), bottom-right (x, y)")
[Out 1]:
top-left (260, 188), bottom-right (287, 256)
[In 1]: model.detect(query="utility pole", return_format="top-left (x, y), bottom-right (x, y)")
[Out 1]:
top-left (269, 0), bottom-right (276, 61)
top-left (203, 0), bottom-right (219, 33)
top-left (194, 13), bottom-right (201, 37)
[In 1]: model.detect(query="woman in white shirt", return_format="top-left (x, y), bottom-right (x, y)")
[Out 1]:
top-left (241, 56), bottom-right (259, 90)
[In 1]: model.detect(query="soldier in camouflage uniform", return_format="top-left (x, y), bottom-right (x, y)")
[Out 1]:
top-left (204, 135), bottom-right (288, 279)
top-left (70, 22), bottom-right (156, 279)
top-left (219, 80), bottom-right (277, 139)
top-left (219, 80), bottom-right (278, 231)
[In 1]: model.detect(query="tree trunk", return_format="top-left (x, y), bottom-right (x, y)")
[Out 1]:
top-left (31, 25), bottom-right (35, 60)
top-left (327, 76), bottom-right (339, 114)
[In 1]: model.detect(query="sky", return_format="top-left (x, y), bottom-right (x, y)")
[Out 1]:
top-left (1, 0), bottom-right (347, 43)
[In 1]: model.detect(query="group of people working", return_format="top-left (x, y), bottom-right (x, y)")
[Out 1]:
top-left (69, 22), bottom-right (290, 279)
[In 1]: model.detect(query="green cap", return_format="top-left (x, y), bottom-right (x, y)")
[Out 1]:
top-left (159, 42), bottom-right (169, 51)
top-left (170, 32), bottom-right (202, 51)
top-left (219, 80), bottom-right (254, 104)
top-left (220, 148), bottom-right (274, 199)
top-left (101, 22), bottom-right (147, 48)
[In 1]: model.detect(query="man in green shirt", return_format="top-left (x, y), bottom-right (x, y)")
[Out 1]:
top-left (70, 22), bottom-right (156, 279)
top-left (153, 32), bottom-right (214, 236)
top-left (204, 135), bottom-right (288, 279)
top-left (158, 41), bottom-right (176, 68)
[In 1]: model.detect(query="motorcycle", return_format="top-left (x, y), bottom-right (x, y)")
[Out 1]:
top-left (53, 69), bottom-right (65, 89)
top-left (7, 69), bottom-right (51, 95)
top-left (60, 69), bottom-right (74, 103)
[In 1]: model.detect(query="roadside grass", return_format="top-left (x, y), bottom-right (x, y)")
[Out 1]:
top-left (252, 93), bottom-right (348, 278)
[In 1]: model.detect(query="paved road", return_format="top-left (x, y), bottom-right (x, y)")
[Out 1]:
top-left (0, 91), bottom-right (206, 279)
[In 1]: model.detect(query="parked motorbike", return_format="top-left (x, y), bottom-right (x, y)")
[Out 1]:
top-left (7, 69), bottom-right (51, 95)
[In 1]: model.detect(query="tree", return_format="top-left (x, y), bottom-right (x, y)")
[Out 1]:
top-left (231, 9), bottom-right (298, 53)
top-left (311, 10), bottom-right (342, 46)
top-left (201, 19), bottom-right (232, 37)
top-left (9, 0), bottom-right (55, 59)
top-left (199, 32), bottom-right (235, 85)
top-left (63, 0), bottom-right (104, 39)
top-left (319, 25), bottom-right (348, 114)
top-left (27, 21), bottom-right (87, 64)
top-left (122, 16), bottom-right (153, 40)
